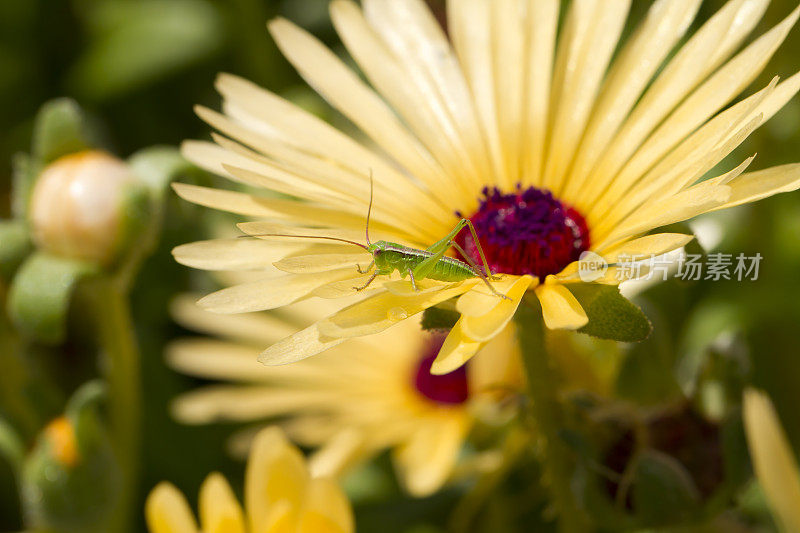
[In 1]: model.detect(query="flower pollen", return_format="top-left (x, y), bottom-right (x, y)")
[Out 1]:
top-left (457, 186), bottom-right (590, 278)
top-left (414, 336), bottom-right (469, 405)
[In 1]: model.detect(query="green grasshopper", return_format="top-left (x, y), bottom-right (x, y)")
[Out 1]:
top-left (248, 173), bottom-right (508, 299)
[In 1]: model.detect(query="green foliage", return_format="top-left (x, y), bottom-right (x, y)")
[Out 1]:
top-left (630, 450), bottom-right (701, 525)
top-left (421, 306), bottom-right (460, 331)
top-left (68, 0), bottom-right (224, 101)
top-left (7, 252), bottom-right (100, 345)
top-left (568, 284), bottom-right (652, 343)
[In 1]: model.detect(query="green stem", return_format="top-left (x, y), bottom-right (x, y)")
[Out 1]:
top-left (92, 280), bottom-right (140, 533)
top-left (449, 427), bottom-right (530, 533)
top-left (515, 300), bottom-right (589, 533)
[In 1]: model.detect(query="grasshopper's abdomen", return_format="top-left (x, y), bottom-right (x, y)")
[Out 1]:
top-left (379, 245), bottom-right (477, 282)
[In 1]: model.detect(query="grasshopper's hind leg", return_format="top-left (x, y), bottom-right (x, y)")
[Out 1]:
top-left (462, 219), bottom-right (500, 280)
top-left (451, 241), bottom-right (510, 301)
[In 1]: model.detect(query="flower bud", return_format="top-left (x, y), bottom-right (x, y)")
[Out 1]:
top-left (21, 383), bottom-right (122, 533)
top-left (29, 151), bottom-right (145, 266)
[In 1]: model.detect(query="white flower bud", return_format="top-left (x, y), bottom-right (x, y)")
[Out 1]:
top-left (30, 151), bottom-right (141, 265)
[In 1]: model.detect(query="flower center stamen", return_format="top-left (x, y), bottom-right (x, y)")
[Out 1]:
top-left (457, 186), bottom-right (590, 278)
top-left (413, 336), bottom-right (469, 405)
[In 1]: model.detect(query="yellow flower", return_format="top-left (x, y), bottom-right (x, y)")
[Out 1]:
top-left (145, 426), bottom-right (354, 533)
top-left (167, 295), bottom-right (521, 497)
top-left (743, 388), bottom-right (800, 533)
top-left (175, 0), bottom-right (800, 373)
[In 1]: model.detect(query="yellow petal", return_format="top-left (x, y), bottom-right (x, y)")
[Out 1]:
top-left (361, 0), bottom-right (491, 195)
top-left (299, 478), bottom-right (354, 533)
top-left (246, 427), bottom-right (309, 533)
top-left (535, 281), bottom-right (588, 330)
top-left (199, 473), bottom-right (245, 533)
top-left (145, 482), bottom-right (198, 533)
top-left (455, 275), bottom-right (519, 317)
top-left (274, 251), bottom-right (371, 274)
top-left (308, 429), bottom-right (368, 479)
top-left (543, 0), bottom-right (630, 192)
top-left (392, 416), bottom-right (469, 497)
top-left (317, 282), bottom-right (477, 339)
top-left (214, 73), bottom-right (451, 235)
top-left (461, 275), bottom-right (533, 341)
top-left (563, 0), bottom-right (700, 200)
top-left (605, 5), bottom-right (799, 207)
top-left (172, 238), bottom-right (299, 272)
top-left (198, 269), bottom-right (354, 314)
top-left (595, 233), bottom-right (695, 259)
top-left (172, 386), bottom-right (330, 424)
top-left (267, 16), bottom-right (455, 225)
top-left (430, 317), bottom-right (483, 376)
top-left (330, 0), bottom-right (470, 203)
top-left (715, 163), bottom-right (800, 210)
top-left (575, 0), bottom-right (767, 207)
top-left (169, 294), bottom-right (298, 344)
top-left (743, 389), bottom-right (800, 533)
top-left (258, 322), bottom-right (346, 366)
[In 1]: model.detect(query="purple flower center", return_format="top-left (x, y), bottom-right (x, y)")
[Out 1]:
top-left (456, 186), bottom-right (591, 278)
top-left (413, 336), bottom-right (469, 405)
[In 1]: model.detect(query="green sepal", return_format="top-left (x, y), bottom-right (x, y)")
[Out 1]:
top-left (7, 252), bottom-right (100, 345)
top-left (128, 145), bottom-right (199, 198)
top-left (568, 284), bottom-right (652, 342)
top-left (0, 220), bottom-right (32, 283)
top-left (21, 381), bottom-right (122, 533)
top-left (11, 152), bottom-right (41, 219)
top-left (421, 306), bottom-right (460, 331)
top-left (631, 450), bottom-right (701, 525)
top-left (32, 98), bottom-right (93, 165)
top-left (0, 417), bottom-right (25, 476)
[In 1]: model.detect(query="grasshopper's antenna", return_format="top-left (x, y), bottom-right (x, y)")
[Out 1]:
top-left (365, 169), bottom-right (374, 246)
top-left (237, 233), bottom-right (368, 250)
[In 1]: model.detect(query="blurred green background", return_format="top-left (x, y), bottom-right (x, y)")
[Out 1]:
top-left (2, 0), bottom-right (800, 531)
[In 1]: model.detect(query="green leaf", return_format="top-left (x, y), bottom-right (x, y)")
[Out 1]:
top-left (32, 98), bottom-right (92, 165)
top-left (7, 252), bottom-right (99, 345)
top-left (568, 284), bottom-right (652, 342)
top-left (0, 219), bottom-right (32, 283)
top-left (421, 306), bottom-right (459, 331)
top-left (631, 450), bottom-right (701, 525)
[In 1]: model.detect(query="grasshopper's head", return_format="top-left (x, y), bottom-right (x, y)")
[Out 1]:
top-left (368, 241), bottom-right (391, 268)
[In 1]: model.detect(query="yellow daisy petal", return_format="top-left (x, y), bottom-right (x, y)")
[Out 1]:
top-left (199, 473), bottom-right (246, 533)
top-left (455, 275), bottom-right (519, 316)
top-left (461, 275), bottom-right (533, 342)
top-left (258, 322), bottom-right (347, 366)
top-left (743, 389), bottom-right (800, 533)
top-left (715, 163), bottom-right (800, 211)
top-left (430, 317), bottom-right (483, 376)
top-left (535, 280), bottom-right (588, 330)
top-left (198, 269), bottom-right (354, 314)
top-left (392, 416), bottom-right (469, 497)
top-left (246, 427), bottom-right (309, 533)
top-left (172, 239), bottom-right (299, 272)
top-left (299, 477), bottom-right (354, 533)
top-left (317, 282), bottom-right (478, 339)
top-left (145, 482), bottom-right (199, 533)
